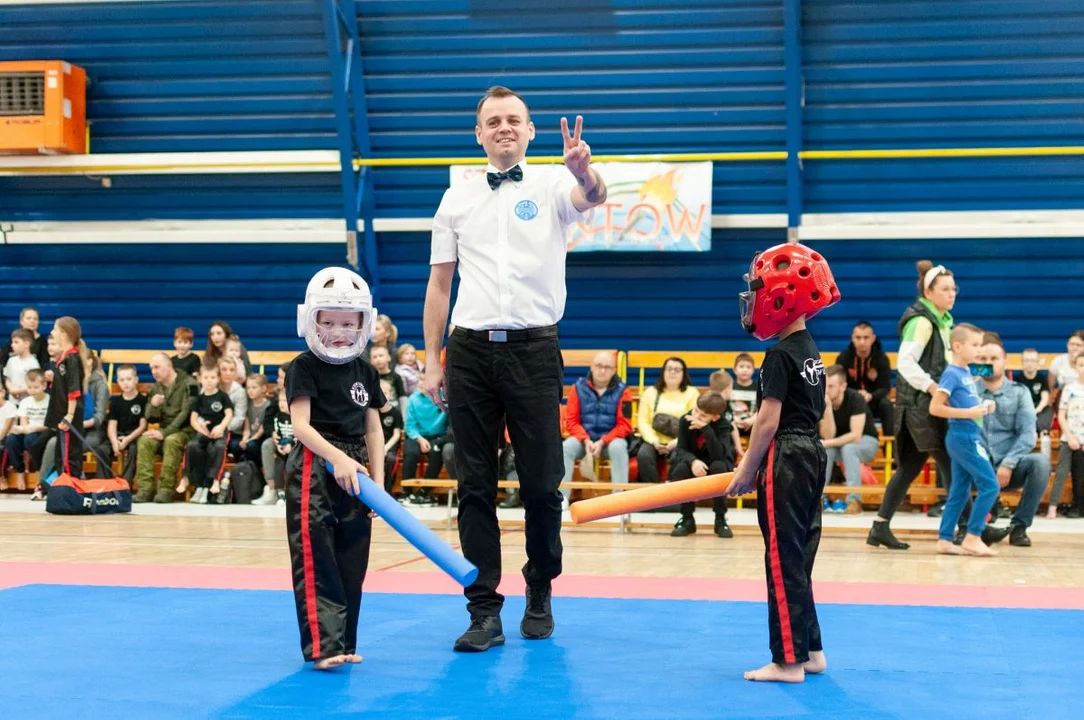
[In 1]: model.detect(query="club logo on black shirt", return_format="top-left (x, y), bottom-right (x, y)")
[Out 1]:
top-left (211, 401), bottom-right (223, 412)
top-left (802, 358), bottom-right (825, 386)
top-left (58, 364), bottom-right (66, 376)
top-left (350, 381), bottom-right (369, 408)
top-left (131, 405), bottom-right (142, 416)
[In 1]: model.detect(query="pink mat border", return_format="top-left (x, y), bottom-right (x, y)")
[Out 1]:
top-left (2, 561), bottom-right (1081, 610)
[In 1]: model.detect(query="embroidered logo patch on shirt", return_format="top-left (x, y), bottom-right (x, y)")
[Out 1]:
top-left (350, 381), bottom-right (369, 408)
top-left (131, 405), bottom-right (142, 416)
top-left (515, 199), bottom-right (539, 221)
top-left (211, 401), bottom-right (223, 413)
top-left (802, 358), bottom-right (825, 386)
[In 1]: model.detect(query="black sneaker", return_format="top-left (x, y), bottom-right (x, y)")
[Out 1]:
top-left (453, 615), bottom-right (505, 653)
top-left (499, 489), bottom-right (520, 508)
top-left (521, 583), bottom-right (554, 640)
top-left (132, 490), bottom-right (155, 504)
top-left (714, 516), bottom-right (733, 539)
top-left (953, 526), bottom-right (967, 546)
top-left (927, 502), bottom-right (945, 518)
top-left (670, 517), bottom-right (696, 537)
top-left (981, 524), bottom-right (1011, 546)
top-left (1067, 507), bottom-right (1083, 519)
top-left (1009, 524), bottom-right (1031, 547)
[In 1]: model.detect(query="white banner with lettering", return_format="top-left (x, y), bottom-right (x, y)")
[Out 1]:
top-left (448, 161), bottom-right (713, 252)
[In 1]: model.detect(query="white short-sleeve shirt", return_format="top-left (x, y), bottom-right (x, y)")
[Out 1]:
top-left (431, 159), bottom-right (589, 330)
top-left (17, 394), bottom-right (49, 427)
top-left (3, 354), bottom-right (40, 390)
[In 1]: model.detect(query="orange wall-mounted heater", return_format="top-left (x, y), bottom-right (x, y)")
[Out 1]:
top-left (0, 60), bottom-right (87, 155)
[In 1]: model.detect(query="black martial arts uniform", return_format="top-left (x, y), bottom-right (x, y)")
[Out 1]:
top-left (39, 347), bottom-right (85, 484)
top-left (755, 329), bottom-right (828, 666)
top-left (185, 390), bottom-right (233, 489)
top-left (285, 351), bottom-right (386, 662)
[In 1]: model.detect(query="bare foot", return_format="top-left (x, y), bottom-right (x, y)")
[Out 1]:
top-left (961, 534), bottom-right (998, 557)
top-left (0, 479), bottom-right (8, 491)
top-left (345, 654), bottom-right (363, 664)
top-left (313, 655), bottom-right (350, 671)
top-left (803, 651), bottom-right (827, 674)
top-left (210, 481), bottom-right (220, 494)
top-left (1046, 507), bottom-right (1057, 520)
top-left (15, 474), bottom-right (26, 491)
top-left (936, 539), bottom-right (966, 555)
top-left (744, 662), bottom-right (805, 683)
top-left (176, 476), bottom-right (189, 494)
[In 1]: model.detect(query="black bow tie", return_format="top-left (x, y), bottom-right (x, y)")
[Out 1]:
top-left (487, 165), bottom-right (523, 190)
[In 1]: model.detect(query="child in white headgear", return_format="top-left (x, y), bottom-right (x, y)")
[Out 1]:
top-left (284, 267), bottom-right (388, 670)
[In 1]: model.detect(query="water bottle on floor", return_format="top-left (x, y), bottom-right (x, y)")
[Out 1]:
top-left (1040, 433), bottom-right (1051, 461)
top-left (219, 471), bottom-right (231, 505)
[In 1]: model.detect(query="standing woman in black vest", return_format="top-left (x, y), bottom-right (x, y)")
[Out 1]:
top-left (867, 261), bottom-right (957, 550)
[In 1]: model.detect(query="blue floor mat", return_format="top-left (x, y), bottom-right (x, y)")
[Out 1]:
top-left (0, 584), bottom-right (1079, 719)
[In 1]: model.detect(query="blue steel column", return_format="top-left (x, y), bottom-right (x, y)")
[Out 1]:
top-left (783, 0), bottom-right (804, 243)
top-left (320, 0), bottom-right (381, 303)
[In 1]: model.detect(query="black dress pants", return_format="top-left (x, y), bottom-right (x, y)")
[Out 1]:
top-left (446, 327), bottom-right (564, 617)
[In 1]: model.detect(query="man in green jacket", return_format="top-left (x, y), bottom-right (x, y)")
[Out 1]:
top-left (134, 353), bottom-right (197, 503)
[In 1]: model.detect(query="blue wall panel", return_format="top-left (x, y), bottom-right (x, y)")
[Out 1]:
top-left (803, 0), bottom-right (1084, 212)
top-left (0, 0), bottom-right (1081, 362)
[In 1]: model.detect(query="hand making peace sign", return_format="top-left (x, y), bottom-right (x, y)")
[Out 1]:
top-left (561, 115), bottom-right (591, 180)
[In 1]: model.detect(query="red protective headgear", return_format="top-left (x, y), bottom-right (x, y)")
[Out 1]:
top-left (739, 243), bottom-right (841, 341)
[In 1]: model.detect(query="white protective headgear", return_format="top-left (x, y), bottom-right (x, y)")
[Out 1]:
top-left (296, 267), bottom-right (376, 365)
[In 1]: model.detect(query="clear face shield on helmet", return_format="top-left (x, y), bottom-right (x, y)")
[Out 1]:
top-left (301, 302), bottom-right (372, 365)
top-left (738, 252), bottom-right (764, 334)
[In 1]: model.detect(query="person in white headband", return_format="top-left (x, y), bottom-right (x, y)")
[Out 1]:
top-left (867, 258), bottom-right (1008, 551)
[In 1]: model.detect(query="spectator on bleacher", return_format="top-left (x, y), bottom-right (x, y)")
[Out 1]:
top-left (1017, 349), bottom-right (1052, 432)
top-left (4, 329), bottom-right (41, 402)
top-left (561, 351), bottom-right (633, 508)
top-left (369, 345), bottom-right (407, 415)
top-left (730, 353), bottom-right (758, 434)
top-left (369, 377), bottom-right (403, 495)
top-left (670, 390), bottom-right (740, 539)
top-left (258, 364), bottom-right (291, 499)
top-left (395, 343), bottom-right (424, 397)
top-left (237, 373), bottom-right (271, 474)
top-left (869, 260), bottom-right (958, 550)
top-left (133, 353), bottom-right (197, 503)
top-left (183, 364), bottom-right (234, 504)
top-left (204, 321), bottom-right (251, 374)
top-left (1, 369), bottom-right (49, 491)
top-left (636, 357), bottom-right (700, 484)
top-left (82, 352), bottom-right (111, 476)
top-left (215, 357), bottom-right (247, 440)
top-left (837, 321), bottom-right (894, 435)
top-left (171, 327), bottom-right (201, 378)
top-left (43, 334), bottom-right (59, 385)
top-left (1048, 330), bottom-right (1084, 390)
top-left (0, 307), bottom-right (49, 374)
top-left (0, 384), bottom-right (16, 488)
top-left (226, 335), bottom-right (251, 379)
top-left (974, 335), bottom-right (1047, 545)
top-left (401, 389), bottom-right (449, 506)
top-left (1049, 352), bottom-right (1084, 518)
top-left (105, 364), bottom-right (147, 482)
top-left (266, 391), bottom-right (293, 497)
top-left (361, 314), bottom-right (397, 364)
top-left (820, 364), bottom-right (880, 516)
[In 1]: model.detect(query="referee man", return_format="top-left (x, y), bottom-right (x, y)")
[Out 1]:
top-left (423, 86), bottom-right (608, 652)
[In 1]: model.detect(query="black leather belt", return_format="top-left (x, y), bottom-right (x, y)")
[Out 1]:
top-left (453, 325), bottom-right (558, 343)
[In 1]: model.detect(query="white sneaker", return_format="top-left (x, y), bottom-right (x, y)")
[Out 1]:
top-left (561, 496), bottom-right (570, 512)
top-left (198, 487), bottom-right (209, 505)
top-left (188, 487), bottom-right (202, 504)
top-left (251, 486), bottom-right (277, 505)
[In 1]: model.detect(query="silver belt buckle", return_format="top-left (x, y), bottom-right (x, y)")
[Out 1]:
top-left (488, 330), bottom-right (508, 342)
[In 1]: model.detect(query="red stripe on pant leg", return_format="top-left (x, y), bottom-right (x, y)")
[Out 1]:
top-left (764, 439), bottom-right (796, 664)
top-left (300, 447), bottom-right (321, 659)
top-left (215, 433), bottom-right (230, 481)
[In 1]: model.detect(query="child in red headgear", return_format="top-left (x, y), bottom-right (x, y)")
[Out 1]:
top-left (726, 242), bottom-right (841, 683)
